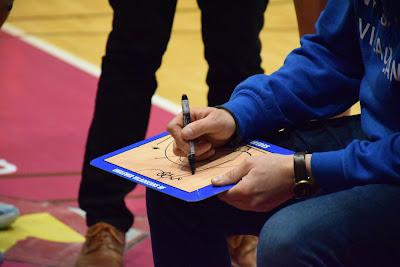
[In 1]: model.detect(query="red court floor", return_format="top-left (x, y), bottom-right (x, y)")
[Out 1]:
top-left (0, 30), bottom-right (174, 266)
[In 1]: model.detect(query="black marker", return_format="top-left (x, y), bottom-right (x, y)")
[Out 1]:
top-left (181, 94), bottom-right (196, 175)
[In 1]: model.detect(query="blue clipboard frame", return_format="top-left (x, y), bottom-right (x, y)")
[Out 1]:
top-left (91, 131), bottom-right (293, 202)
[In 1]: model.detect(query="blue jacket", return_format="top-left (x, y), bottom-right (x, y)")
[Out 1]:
top-left (223, 0), bottom-right (400, 192)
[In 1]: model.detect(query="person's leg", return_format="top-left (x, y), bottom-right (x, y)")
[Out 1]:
top-left (147, 115), bottom-right (366, 266)
top-left (293, 0), bottom-right (327, 37)
top-left (257, 115), bottom-right (400, 266)
top-left (197, 0), bottom-right (268, 107)
top-left (0, 0), bottom-right (13, 27)
top-left (197, 2), bottom-right (268, 265)
top-left (147, 189), bottom-right (269, 267)
top-left (79, 0), bottom-right (177, 232)
top-left (267, 114), bottom-right (366, 153)
top-left (257, 184), bottom-right (400, 266)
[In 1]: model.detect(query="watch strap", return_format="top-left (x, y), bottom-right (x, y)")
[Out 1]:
top-left (293, 152), bottom-right (308, 181)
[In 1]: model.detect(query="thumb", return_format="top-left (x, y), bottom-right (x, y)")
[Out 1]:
top-left (212, 159), bottom-right (251, 186)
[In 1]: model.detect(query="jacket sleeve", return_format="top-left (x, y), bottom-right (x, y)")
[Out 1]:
top-left (223, 0), bottom-right (364, 141)
top-left (223, 1), bottom-right (400, 191)
top-left (313, 133), bottom-right (400, 191)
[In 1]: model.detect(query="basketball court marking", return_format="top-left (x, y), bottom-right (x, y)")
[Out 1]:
top-left (2, 23), bottom-right (181, 115)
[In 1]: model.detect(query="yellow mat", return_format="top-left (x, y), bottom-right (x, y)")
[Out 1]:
top-left (0, 212), bottom-right (84, 252)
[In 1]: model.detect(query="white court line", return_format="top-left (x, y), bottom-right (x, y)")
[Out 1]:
top-left (2, 23), bottom-right (181, 115)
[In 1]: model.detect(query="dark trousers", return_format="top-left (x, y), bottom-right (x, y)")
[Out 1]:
top-left (79, 0), bottom-right (268, 232)
top-left (147, 115), bottom-right (400, 266)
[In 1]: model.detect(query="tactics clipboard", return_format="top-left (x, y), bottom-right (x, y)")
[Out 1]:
top-left (91, 132), bottom-right (293, 202)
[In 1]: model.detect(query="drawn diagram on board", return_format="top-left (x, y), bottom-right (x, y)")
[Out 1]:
top-left (105, 134), bottom-right (270, 193)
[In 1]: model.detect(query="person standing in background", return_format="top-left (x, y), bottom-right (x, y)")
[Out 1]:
top-left (76, 1), bottom-right (268, 267)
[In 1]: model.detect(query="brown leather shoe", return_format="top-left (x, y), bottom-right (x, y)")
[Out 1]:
top-left (75, 222), bottom-right (125, 267)
top-left (228, 235), bottom-right (258, 267)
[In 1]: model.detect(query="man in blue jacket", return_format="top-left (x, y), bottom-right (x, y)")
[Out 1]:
top-left (147, 0), bottom-right (400, 266)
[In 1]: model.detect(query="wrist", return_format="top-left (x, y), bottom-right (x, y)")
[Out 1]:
top-left (215, 106), bottom-right (241, 147)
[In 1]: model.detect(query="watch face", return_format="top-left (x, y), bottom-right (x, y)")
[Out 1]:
top-left (293, 180), bottom-right (311, 199)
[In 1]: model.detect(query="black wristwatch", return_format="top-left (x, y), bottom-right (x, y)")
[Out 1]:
top-left (293, 152), bottom-right (315, 199)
